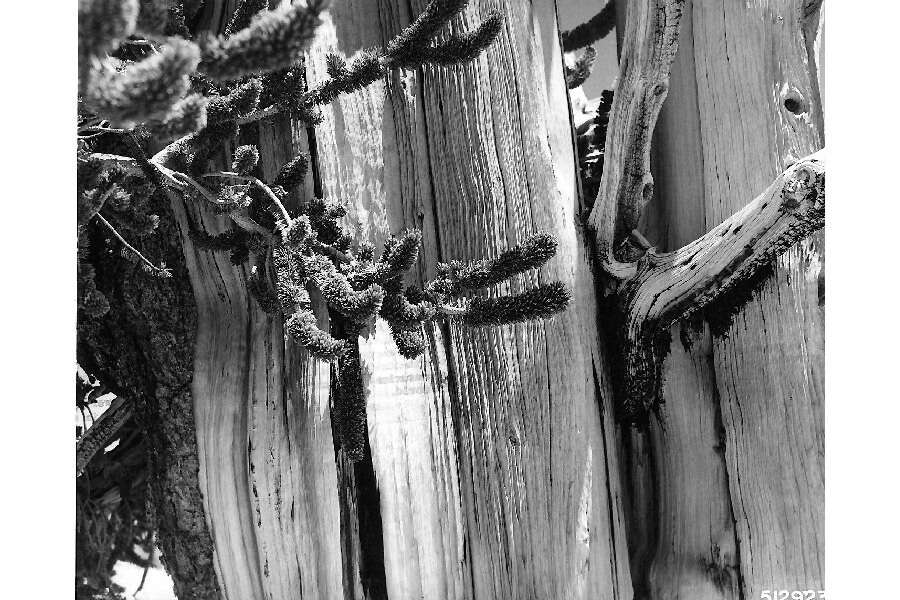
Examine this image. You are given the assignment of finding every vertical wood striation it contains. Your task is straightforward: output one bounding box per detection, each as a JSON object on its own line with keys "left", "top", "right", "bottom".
{"left": 308, "top": 0, "right": 633, "bottom": 598}
{"left": 636, "top": 0, "right": 825, "bottom": 597}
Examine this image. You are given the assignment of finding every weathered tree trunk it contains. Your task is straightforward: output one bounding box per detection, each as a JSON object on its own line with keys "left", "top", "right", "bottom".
{"left": 79, "top": 1, "right": 825, "bottom": 599}
{"left": 617, "top": 1, "right": 825, "bottom": 598}
{"left": 155, "top": 1, "right": 632, "bottom": 599}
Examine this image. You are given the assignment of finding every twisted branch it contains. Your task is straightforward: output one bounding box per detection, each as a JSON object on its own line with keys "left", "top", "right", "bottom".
{"left": 617, "top": 152, "right": 825, "bottom": 419}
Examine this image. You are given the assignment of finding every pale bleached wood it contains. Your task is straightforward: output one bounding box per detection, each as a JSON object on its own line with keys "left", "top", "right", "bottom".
{"left": 643, "top": 324, "right": 741, "bottom": 599}
{"left": 309, "top": 0, "right": 633, "bottom": 598}
{"left": 619, "top": 153, "right": 824, "bottom": 413}
{"left": 622, "top": 3, "right": 742, "bottom": 593}
{"left": 169, "top": 193, "right": 265, "bottom": 600}
{"left": 695, "top": 1, "right": 824, "bottom": 595}
{"left": 587, "top": 0, "right": 685, "bottom": 278}
{"left": 169, "top": 167, "right": 344, "bottom": 600}
{"left": 164, "top": 47, "right": 344, "bottom": 600}
{"left": 643, "top": 1, "right": 825, "bottom": 598}
{"left": 417, "top": 1, "right": 631, "bottom": 597}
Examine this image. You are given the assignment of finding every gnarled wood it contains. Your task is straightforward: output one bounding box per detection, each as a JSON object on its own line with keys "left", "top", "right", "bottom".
{"left": 587, "top": 0, "right": 685, "bottom": 278}
{"left": 619, "top": 1, "right": 826, "bottom": 597}
{"left": 619, "top": 153, "right": 824, "bottom": 414}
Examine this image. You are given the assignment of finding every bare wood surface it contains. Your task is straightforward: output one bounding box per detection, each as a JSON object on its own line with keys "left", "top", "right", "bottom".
{"left": 625, "top": 153, "right": 823, "bottom": 329}
{"left": 628, "top": 1, "right": 826, "bottom": 597}
{"left": 164, "top": 5, "right": 345, "bottom": 595}
{"left": 587, "top": 0, "right": 685, "bottom": 278}
{"left": 620, "top": 153, "right": 824, "bottom": 412}
{"left": 310, "top": 0, "right": 632, "bottom": 598}
{"left": 692, "top": 2, "right": 824, "bottom": 595}
{"left": 620, "top": 4, "right": 742, "bottom": 594}
{"left": 646, "top": 324, "right": 741, "bottom": 598}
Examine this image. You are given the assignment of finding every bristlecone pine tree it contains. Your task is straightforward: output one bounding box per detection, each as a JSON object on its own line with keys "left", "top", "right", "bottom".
{"left": 76, "top": 1, "right": 825, "bottom": 599}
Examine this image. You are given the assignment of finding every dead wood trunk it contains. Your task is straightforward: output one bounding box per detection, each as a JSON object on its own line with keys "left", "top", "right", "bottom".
{"left": 617, "top": 1, "right": 825, "bottom": 598}
{"left": 154, "top": 1, "right": 633, "bottom": 599}
{"left": 78, "top": 1, "right": 826, "bottom": 599}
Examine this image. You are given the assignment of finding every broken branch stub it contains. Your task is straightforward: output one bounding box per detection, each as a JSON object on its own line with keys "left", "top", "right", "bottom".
{"left": 617, "top": 151, "right": 825, "bottom": 419}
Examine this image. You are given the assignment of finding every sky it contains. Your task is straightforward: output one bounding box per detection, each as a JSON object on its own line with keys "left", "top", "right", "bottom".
{"left": 557, "top": 0, "right": 619, "bottom": 99}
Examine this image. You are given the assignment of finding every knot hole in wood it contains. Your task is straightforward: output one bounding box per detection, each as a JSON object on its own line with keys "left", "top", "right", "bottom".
{"left": 780, "top": 83, "right": 808, "bottom": 115}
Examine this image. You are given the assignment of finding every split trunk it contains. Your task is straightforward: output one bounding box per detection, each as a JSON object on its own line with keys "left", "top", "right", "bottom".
{"left": 78, "top": 1, "right": 825, "bottom": 599}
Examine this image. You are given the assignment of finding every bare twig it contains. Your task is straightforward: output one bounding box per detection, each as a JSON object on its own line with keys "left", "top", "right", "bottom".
{"left": 202, "top": 172, "right": 293, "bottom": 224}
{"left": 86, "top": 153, "right": 186, "bottom": 190}
{"left": 96, "top": 214, "right": 172, "bottom": 277}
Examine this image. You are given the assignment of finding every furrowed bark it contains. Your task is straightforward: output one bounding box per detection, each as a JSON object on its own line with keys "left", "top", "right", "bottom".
{"left": 76, "top": 396, "right": 134, "bottom": 478}
{"left": 619, "top": 153, "right": 824, "bottom": 415}
{"left": 587, "top": 0, "right": 685, "bottom": 278}
{"left": 77, "top": 186, "right": 219, "bottom": 600}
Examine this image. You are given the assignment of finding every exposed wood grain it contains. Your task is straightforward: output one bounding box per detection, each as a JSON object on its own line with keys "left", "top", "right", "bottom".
{"left": 646, "top": 324, "right": 741, "bottom": 599}
{"left": 694, "top": 1, "right": 824, "bottom": 595}
{"left": 163, "top": 37, "right": 344, "bottom": 600}
{"left": 637, "top": 1, "right": 826, "bottom": 597}
{"left": 587, "top": 0, "right": 685, "bottom": 278}
{"left": 169, "top": 153, "right": 344, "bottom": 600}
{"left": 309, "top": 0, "right": 633, "bottom": 598}
{"left": 620, "top": 153, "right": 824, "bottom": 413}
{"left": 620, "top": 2, "right": 742, "bottom": 594}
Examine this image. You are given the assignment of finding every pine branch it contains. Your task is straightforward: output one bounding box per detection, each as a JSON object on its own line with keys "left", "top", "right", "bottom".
{"left": 561, "top": 0, "right": 616, "bottom": 53}
{"left": 147, "top": 93, "right": 208, "bottom": 141}
{"left": 273, "top": 153, "right": 310, "bottom": 189}
{"left": 565, "top": 46, "right": 597, "bottom": 89}
{"left": 384, "top": 0, "right": 468, "bottom": 60}
{"left": 380, "top": 289, "right": 436, "bottom": 326}
{"left": 301, "top": 49, "right": 386, "bottom": 108}
{"left": 302, "top": 254, "right": 384, "bottom": 322}
{"left": 87, "top": 38, "right": 201, "bottom": 126}
{"left": 198, "top": 2, "right": 326, "bottom": 81}
{"left": 373, "top": 230, "right": 422, "bottom": 283}
{"left": 284, "top": 309, "right": 348, "bottom": 359}
{"left": 462, "top": 282, "right": 571, "bottom": 326}
{"left": 389, "top": 324, "right": 427, "bottom": 359}
{"left": 239, "top": 0, "right": 502, "bottom": 123}
{"left": 231, "top": 145, "right": 259, "bottom": 175}
{"left": 206, "top": 78, "right": 262, "bottom": 123}
{"left": 224, "top": 0, "right": 269, "bottom": 37}
{"left": 393, "top": 10, "right": 503, "bottom": 68}
{"left": 435, "top": 232, "right": 558, "bottom": 294}
{"left": 79, "top": 0, "right": 139, "bottom": 94}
